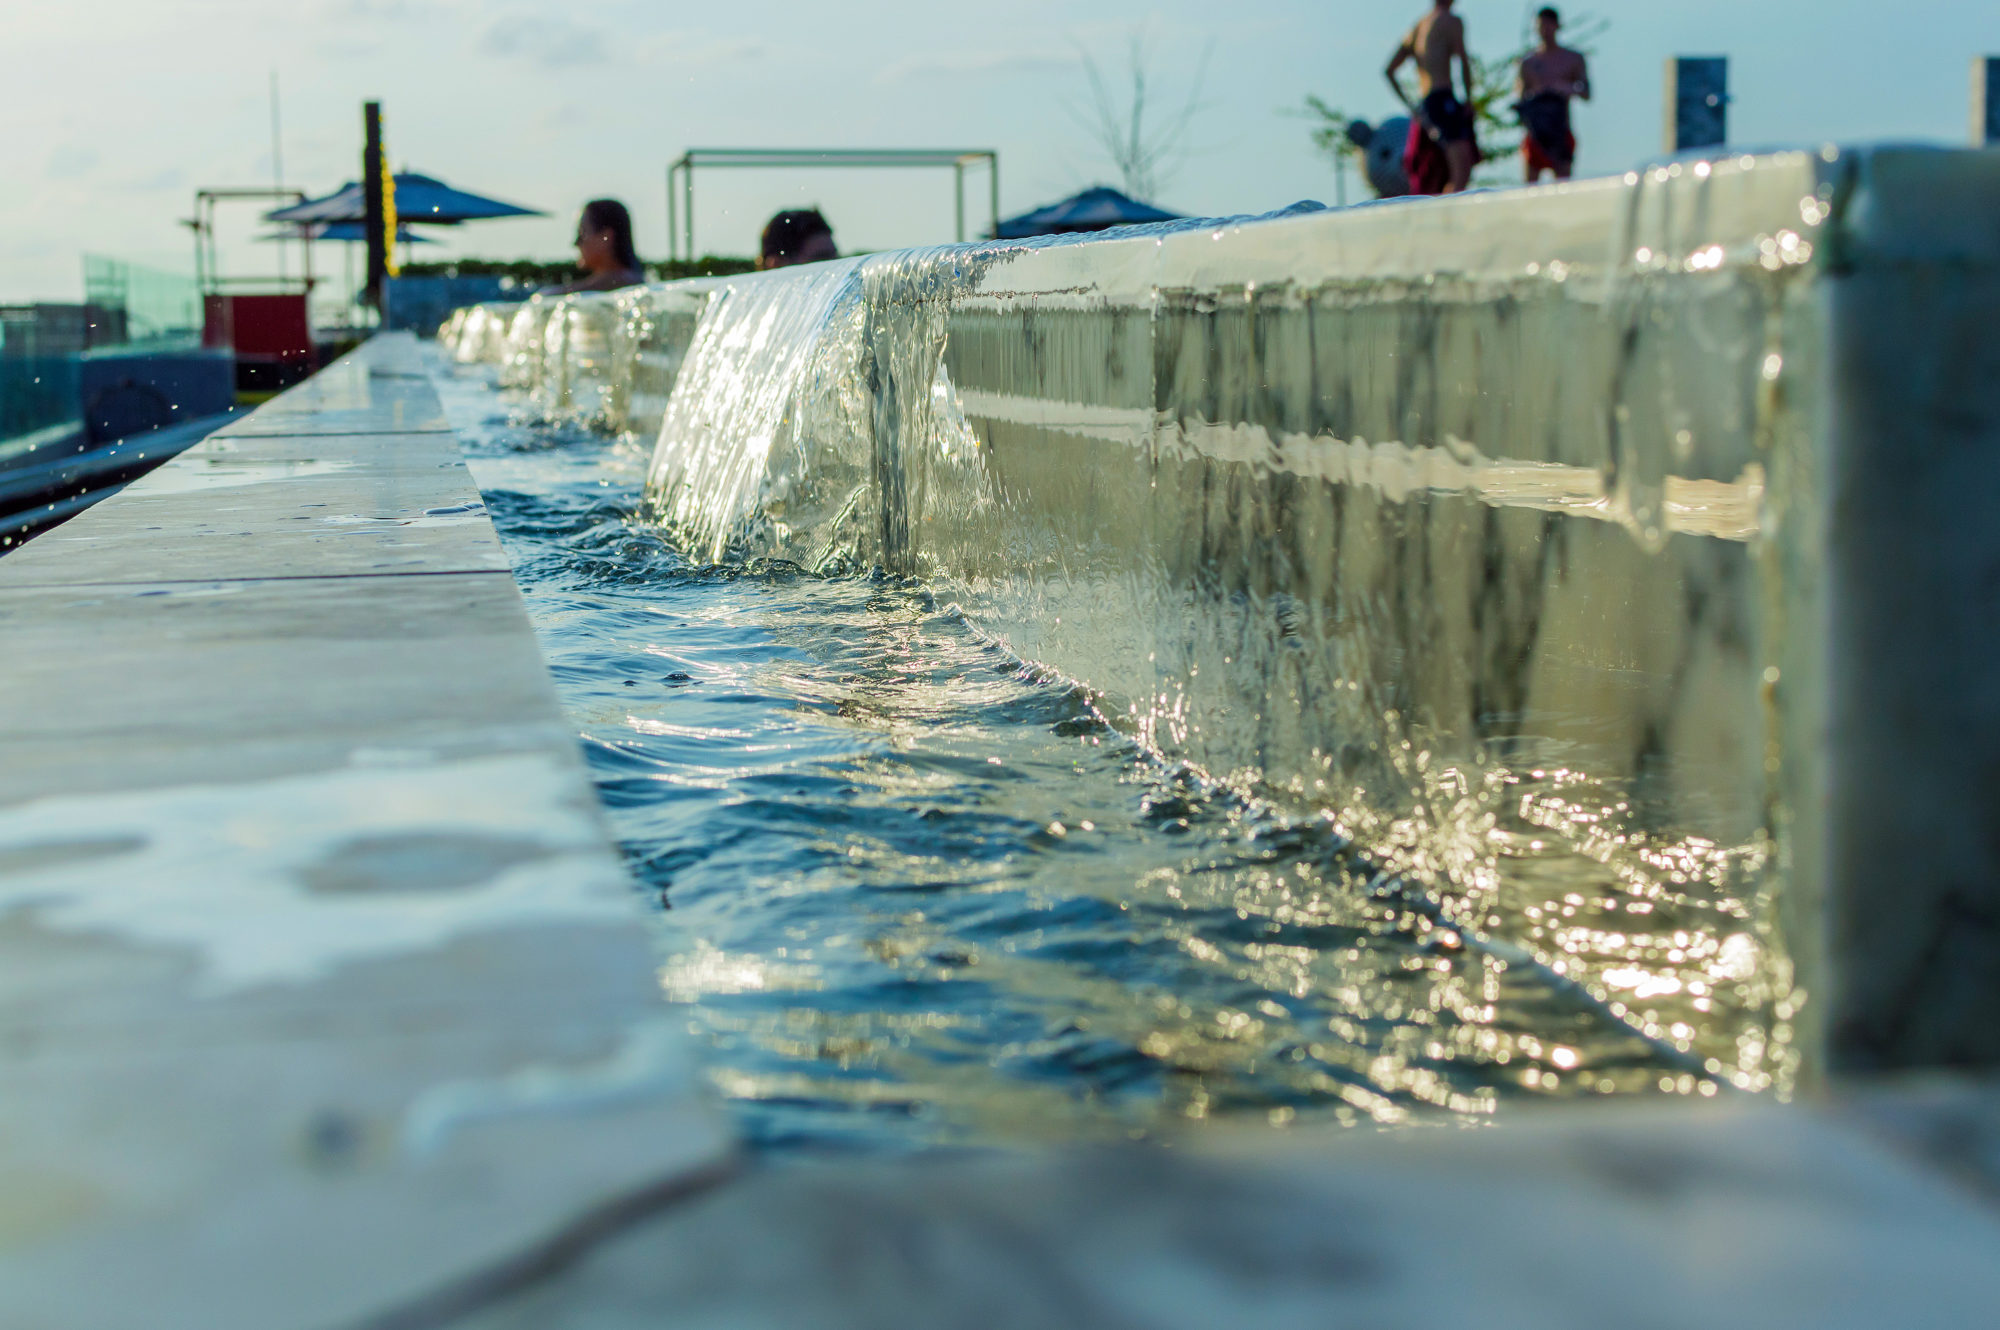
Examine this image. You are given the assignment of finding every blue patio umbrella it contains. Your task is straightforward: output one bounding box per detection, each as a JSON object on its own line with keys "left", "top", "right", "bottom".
{"left": 265, "top": 173, "right": 543, "bottom": 225}
{"left": 258, "top": 222, "right": 437, "bottom": 244}
{"left": 258, "top": 220, "right": 444, "bottom": 319}
{"left": 994, "top": 186, "right": 1181, "bottom": 239}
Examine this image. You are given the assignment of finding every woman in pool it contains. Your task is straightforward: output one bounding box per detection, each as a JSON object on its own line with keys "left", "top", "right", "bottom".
{"left": 757, "top": 208, "right": 838, "bottom": 269}
{"left": 555, "top": 198, "right": 645, "bottom": 293}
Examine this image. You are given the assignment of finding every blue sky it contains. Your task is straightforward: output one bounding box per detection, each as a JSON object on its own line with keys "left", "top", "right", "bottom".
{"left": 3, "top": 0, "right": 1995, "bottom": 301}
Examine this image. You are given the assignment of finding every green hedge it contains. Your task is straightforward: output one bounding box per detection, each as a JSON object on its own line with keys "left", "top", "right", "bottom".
{"left": 398, "top": 256, "right": 758, "bottom": 288}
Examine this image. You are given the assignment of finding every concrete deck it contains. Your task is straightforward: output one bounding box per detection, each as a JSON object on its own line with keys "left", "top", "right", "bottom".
{"left": 0, "top": 335, "right": 729, "bottom": 1330}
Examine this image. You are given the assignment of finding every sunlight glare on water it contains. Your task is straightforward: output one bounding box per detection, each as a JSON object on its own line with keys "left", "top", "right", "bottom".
{"left": 434, "top": 363, "right": 1713, "bottom": 1154}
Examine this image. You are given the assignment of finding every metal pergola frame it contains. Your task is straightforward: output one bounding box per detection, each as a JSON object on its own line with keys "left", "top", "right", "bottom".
{"left": 664, "top": 148, "right": 999, "bottom": 263}
{"left": 185, "top": 188, "right": 315, "bottom": 296}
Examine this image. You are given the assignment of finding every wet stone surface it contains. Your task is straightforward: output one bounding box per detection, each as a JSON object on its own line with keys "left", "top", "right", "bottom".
{"left": 0, "top": 336, "right": 727, "bottom": 1330}
{"left": 457, "top": 1100, "right": 2000, "bottom": 1330}
{"left": 300, "top": 832, "right": 562, "bottom": 895}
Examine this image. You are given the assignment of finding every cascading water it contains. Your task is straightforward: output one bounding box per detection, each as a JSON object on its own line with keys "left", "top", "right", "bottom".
{"left": 436, "top": 160, "right": 1834, "bottom": 1143}
{"left": 643, "top": 258, "right": 874, "bottom": 567}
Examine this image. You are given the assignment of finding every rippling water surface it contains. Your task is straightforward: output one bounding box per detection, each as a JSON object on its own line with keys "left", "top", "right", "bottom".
{"left": 435, "top": 364, "right": 1703, "bottom": 1155}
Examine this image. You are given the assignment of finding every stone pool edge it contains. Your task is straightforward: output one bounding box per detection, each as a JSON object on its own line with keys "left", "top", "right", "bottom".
{"left": 0, "top": 333, "right": 734, "bottom": 1330}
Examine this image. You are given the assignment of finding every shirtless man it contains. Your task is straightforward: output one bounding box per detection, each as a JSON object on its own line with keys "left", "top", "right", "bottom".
{"left": 1516, "top": 7, "right": 1590, "bottom": 182}
{"left": 1386, "top": 0, "right": 1476, "bottom": 194}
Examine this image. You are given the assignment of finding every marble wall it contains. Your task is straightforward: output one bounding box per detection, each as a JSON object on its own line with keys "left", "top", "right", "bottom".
{"left": 442, "top": 147, "right": 2000, "bottom": 1081}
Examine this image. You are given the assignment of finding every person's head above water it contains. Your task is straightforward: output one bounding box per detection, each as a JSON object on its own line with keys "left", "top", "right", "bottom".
{"left": 758, "top": 209, "right": 838, "bottom": 270}
{"left": 574, "top": 198, "right": 642, "bottom": 284}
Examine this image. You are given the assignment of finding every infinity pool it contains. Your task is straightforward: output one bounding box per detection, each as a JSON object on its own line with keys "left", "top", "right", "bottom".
{"left": 433, "top": 357, "right": 1708, "bottom": 1154}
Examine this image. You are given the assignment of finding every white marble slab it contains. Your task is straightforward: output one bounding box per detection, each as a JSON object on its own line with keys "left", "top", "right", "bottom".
{"left": 0, "top": 334, "right": 731, "bottom": 1330}
{"left": 455, "top": 1098, "right": 2000, "bottom": 1330}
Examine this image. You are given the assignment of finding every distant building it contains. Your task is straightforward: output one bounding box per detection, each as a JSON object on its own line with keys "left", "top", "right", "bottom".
{"left": 0, "top": 304, "right": 128, "bottom": 357}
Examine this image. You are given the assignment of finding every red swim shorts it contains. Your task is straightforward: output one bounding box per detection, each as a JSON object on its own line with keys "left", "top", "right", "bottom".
{"left": 1525, "top": 130, "right": 1576, "bottom": 176}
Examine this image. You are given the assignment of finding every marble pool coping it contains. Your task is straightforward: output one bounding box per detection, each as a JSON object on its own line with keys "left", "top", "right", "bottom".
{"left": 0, "top": 334, "right": 733, "bottom": 1330}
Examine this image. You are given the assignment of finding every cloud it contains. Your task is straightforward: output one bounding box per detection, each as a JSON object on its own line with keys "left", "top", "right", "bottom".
{"left": 875, "top": 49, "right": 1072, "bottom": 84}
{"left": 630, "top": 31, "right": 766, "bottom": 68}
{"left": 523, "top": 102, "right": 588, "bottom": 143}
{"left": 317, "top": 0, "right": 431, "bottom": 18}
{"left": 46, "top": 146, "right": 100, "bottom": 180}
{"left": 124, "top": 167, "right": 186, "bottom": 192}
{"left": 319, "top": 37, "right": 388, "bottom": 60}
{"left": 480, "top": 15, "right": 606, "bottom": 67}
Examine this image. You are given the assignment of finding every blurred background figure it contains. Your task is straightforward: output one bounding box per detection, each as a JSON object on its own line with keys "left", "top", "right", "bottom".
{"left": 758, "top": 209, "right": 839, "bottom": 270}
{"left": 556, "top": 198, "right": 645, "bottom": 293}
{"left": 1386, "top": 0, "right": 1476, "bottom": 194}
{"left": 1517, "top": 7, "right": 1590, "bottom": 182}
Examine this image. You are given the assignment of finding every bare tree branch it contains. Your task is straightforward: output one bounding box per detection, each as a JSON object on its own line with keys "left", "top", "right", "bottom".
{"left": 1072, "top": 34, "right": 1210, "bottom": 203}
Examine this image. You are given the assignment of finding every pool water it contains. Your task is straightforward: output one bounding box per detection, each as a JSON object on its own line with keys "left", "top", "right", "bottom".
{"left": 434, "top": 362, "right": 1700, "bottom": 1155}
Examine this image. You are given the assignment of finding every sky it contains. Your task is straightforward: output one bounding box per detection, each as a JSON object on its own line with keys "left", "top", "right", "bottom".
{"left": 2, "top": 0, "right": 1996, "bottom": 303}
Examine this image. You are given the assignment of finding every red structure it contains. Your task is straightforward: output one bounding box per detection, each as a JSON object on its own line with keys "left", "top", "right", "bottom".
{"left": 201, "top": 294, "right": 316, "bottom": 391}
{"left": 187, "top": 186, "right": 317, "bottom": 394}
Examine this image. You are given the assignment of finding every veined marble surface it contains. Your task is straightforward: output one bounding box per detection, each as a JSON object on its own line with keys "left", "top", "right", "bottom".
{"left": 0, "top": 336, "right": 731, "bottom": 1330}
{"left": 457, "top": 1091, "right": 2000, "bottom": 1330}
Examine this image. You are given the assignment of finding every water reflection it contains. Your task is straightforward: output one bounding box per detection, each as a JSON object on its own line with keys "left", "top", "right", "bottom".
{"left": 436, "top": 363, "right": 1754, "bottom": 1153}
